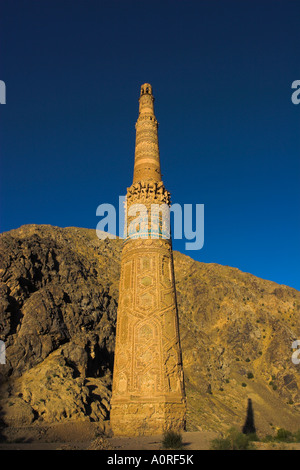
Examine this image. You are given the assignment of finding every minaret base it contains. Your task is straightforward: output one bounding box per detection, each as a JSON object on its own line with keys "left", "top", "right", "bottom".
{"left": 110, "top": 399, "right": 186, "bottom": 436}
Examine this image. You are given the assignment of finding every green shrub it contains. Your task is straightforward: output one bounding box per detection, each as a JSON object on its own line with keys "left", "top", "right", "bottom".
{"left": 210, "top": 437, "right": 232, "bottom": 450}
{"left": 162, "top": 430, "right": 183, "bottom": 449}
{"left": 276, "top": 428, "right": 293, "bottom": 442}
{"left": 247, "top": 372, "right": 254, "bottom": 379}
{"left": 293, "top": 429, "right": 300, "bottom": 442}
{"left": 210, "top": 427, "right": 255, "bottom": 450}
{"left": 263, "top": 434, "right": 274, "bottom": 442}
{"left": 247, "top": 433, "right": 259, "bottom": 442}
{"left": 262, "top": 428, "right": 300, "bottom": 444}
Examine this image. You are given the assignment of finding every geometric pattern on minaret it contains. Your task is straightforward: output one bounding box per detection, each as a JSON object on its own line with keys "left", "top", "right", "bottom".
{"left": 110, "top": 83, "right": 186, "bottom": 436}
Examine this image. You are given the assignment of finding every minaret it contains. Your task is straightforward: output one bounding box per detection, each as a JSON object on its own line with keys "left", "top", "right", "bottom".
{"left": 133, "top": 82, "right": 162, "bottom": 183}
{"left": 110, "top": 83, "right": 186, "bottom": 436}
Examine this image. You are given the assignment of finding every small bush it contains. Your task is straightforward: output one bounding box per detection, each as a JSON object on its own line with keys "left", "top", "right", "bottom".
{"left": 162, "top": 430, "right": 183, "bottom": 449}
{"left": 293, "top": 429, "right": 300, "bottom": 442}
{"left": 210, "top": 437, "right": 232, "bottom": 450}
{"left": 262, "top": 428, "right": 300, "bottom": 444}
{"left": 263, "top": 434, "right": 274, "bottom": 442}
{"left": 247, "top": 372, "right": 254, "bottom": 379}
{"left": 210, "top": 427, "right": 255, "bottom": 450}
{"left": 276, "top": 428, "right": 293, "bottom": 442}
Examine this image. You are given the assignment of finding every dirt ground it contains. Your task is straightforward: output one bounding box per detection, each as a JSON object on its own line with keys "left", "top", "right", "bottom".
{"left": 0, "top": 422, "right": 216, "bottom": 450}
{"left": 0, "top": 422, "right": 299, "bottom": 450}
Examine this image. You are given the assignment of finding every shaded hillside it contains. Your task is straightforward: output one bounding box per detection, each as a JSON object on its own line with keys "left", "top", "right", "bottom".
{"left": 0, "top": 225, "right": 299, "bottom": 435}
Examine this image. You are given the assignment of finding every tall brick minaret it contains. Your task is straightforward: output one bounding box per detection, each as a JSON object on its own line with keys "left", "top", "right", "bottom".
{"left": 110, "top": 83, "right": 186, "bottom": 436}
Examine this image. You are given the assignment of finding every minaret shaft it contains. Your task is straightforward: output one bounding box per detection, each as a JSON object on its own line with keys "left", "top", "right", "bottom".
{"left": 110, "top": 84, "right": 186, "bottom": 436}
{"left": 133, "top": 83, "right": 161, "bottom": 183}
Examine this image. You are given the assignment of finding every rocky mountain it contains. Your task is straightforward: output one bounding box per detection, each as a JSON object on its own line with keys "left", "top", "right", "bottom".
{"left": 0, "top": 225, "right": 299, "bottom": 435}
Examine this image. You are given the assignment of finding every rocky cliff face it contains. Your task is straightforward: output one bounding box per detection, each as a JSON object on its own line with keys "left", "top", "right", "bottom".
{"left": 0, "top": 225, "right": 299, "bottom": 434}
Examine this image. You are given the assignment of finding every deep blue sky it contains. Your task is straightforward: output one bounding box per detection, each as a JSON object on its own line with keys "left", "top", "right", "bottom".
{"left": 0, "top": 1, "right": 299, "bottom": 289}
